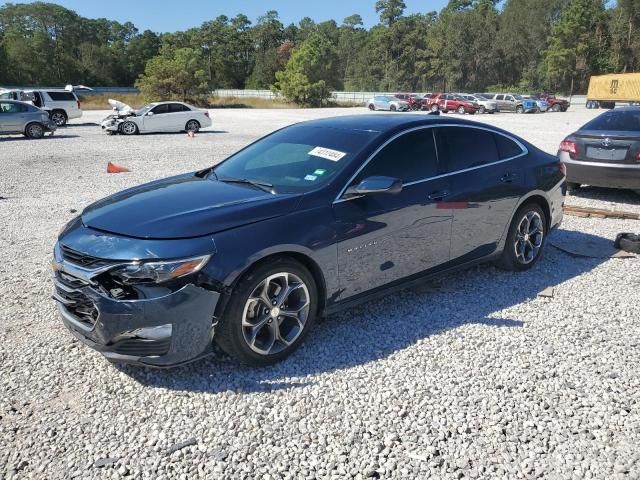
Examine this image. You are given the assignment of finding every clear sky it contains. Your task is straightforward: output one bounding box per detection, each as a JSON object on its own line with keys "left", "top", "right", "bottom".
{"left": 6, "top": 0, "right": 449, "bottom": 32}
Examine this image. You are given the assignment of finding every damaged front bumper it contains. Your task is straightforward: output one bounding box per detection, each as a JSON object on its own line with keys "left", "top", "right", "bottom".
{"left": 52, "top": 243, "right": 221, "bottom": 367}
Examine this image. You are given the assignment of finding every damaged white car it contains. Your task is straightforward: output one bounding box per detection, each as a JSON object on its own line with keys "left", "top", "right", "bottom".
{"left": 101, "top": 100, "right": 212, "bottom": 135}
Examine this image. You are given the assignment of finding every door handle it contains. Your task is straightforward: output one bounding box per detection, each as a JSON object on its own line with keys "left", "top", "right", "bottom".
{"left": 428, "top": 190, "right": 450, "bottom": 201}
{"left": 500, "top": 173, "right": 519, "bottom": 183}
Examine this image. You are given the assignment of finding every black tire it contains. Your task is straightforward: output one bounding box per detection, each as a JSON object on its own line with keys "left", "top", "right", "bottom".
{"left": 614, "top": 233, "right": 640, "bottom": 254}
{"left": 50, "top": 110, "right": 67, "bottom": 127}
{"left": 479, "top": 106, "right": 486, "bottom": 114}
{"left": 552, "top": 103, "right": 561, "bottom": 112}
{"left": 185, "top": 119, "right": 200, "bottom": 132}
{"left": 566, "top": 182, "right": 581, "bottom": 192}
{"left": 430, "top": 104, "right": 439, "bottom": 112}
{"left": 516, "top": 105, "right": 524, "bottom": 114}
{"left": 390, "top": 104, "right": 397, "bottom": 112}
{"left": 24, "top": 122, "right": 45, "bottom": 139}
{"left": 457, "top": 105, "right": 466, "bottom": 114}
{"left": 216, "top": 257, "right": 318, "bottom": 366}
{"left": 494, "top": 203, "right": 547, "bottom": 272}
{"left": 119, "top": 121, "right": 138, "bottom": 135}
{"left": 368, "top": 104, "right": 375, "bottom": 111}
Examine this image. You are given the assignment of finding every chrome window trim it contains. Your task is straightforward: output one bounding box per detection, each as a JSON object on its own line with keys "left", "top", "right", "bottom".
{"left": 334, "top": 123, "right": 529, "bottom": 204}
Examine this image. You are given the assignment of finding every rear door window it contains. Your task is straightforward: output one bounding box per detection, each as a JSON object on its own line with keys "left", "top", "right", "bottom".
{"left": 169, "top": 103, "right": 188, "bottom": 113}
{"left": 436, "top": 127, "right": 500, "bottom": 173}
{"left": 355, "top": 129, "right": 438, "bottom": 183}
{"left": 47, "top": 91, "right": 76, "bottom": 101}
{"left": 495, "top": 94, "right": 504, "bottom": 101}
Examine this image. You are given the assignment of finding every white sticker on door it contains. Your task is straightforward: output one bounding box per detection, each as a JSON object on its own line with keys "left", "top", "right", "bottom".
{"left": 308, "top": 146, "right": 347, "bottom": 162}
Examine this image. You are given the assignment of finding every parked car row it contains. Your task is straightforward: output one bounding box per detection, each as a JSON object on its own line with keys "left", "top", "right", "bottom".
{"left": 367, "top": 92, "right": 570, "bottom": 115}
{"left": 0, "top": 87, "right": 82, "bottom": 126}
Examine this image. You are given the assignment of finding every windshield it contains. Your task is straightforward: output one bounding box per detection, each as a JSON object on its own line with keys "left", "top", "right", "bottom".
{"left": 474, "top": 95, "right": 487, "bottom": 100}
{"left": 513, "top": 95, "right": 523, "bottom": 100}
{"left": 136, "top": 103, "right": 157, "bottom": 115}
{"left": 581, "top": 110, "right": 640, "bottom": 132}
{"left": 213, "top": 125, "right": 379, "bottom": 193}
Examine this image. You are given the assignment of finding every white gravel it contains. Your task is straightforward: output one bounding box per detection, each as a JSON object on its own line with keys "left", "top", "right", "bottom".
{"left": 1, "top": 108, "right": 639, "bottom": 480}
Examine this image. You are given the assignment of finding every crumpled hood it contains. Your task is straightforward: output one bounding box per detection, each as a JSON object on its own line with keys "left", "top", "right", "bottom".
{"left": 108, "top": 99, "right": 135, "bottom": 115}
{"left": 82, "top": 174, "right": 301, "bottom": 239}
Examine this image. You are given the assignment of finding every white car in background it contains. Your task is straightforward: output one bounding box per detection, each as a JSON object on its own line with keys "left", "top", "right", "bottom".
{"left": 101, "top": 100, "right": 212, "bottom": 135}
{"left": 367, "top": 95, "right": 410, "bottom": 112}
{"left": 0, "top": 87, "right": 82, "bottom": 126}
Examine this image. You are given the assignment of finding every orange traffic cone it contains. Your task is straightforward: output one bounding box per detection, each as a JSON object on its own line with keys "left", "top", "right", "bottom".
{"left": 107, "top": 162, "right": 131, "bottom": 173}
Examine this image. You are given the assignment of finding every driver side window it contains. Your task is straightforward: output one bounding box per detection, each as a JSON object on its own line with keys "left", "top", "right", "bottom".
{"left": 151, "top": 104, "right": 169, "bottom": 115}
{"left": 353, "top": 129, "right": 438, "bottom": 185}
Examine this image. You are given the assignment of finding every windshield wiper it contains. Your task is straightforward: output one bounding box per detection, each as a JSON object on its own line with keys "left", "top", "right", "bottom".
{"left": 217, "top": 176, "right": 275, "bottom": 194}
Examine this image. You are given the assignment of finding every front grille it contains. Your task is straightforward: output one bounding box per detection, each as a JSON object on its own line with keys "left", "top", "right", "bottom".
{"left": 111, "top": 338, "right": 171, "bottom": 357}
{"left": 54, "top": 270, "right": 99, "bottom": 328}
{"left": 60, "top": 245, "right": 113, "bottom": 269}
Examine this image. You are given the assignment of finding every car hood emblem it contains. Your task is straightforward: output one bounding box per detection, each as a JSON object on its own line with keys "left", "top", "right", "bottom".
{"left": 602, "top": 138, "right": 612, "bottom": 147}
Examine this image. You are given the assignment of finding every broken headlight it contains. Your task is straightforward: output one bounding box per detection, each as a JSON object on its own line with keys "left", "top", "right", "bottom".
{"left": 109, "top": 255, "right": 211, "bottom": 285}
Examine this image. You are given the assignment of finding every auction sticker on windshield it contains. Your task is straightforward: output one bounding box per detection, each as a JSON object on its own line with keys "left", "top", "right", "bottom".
{"left": 308, "top": 147, "right": 347, "bottom": 162}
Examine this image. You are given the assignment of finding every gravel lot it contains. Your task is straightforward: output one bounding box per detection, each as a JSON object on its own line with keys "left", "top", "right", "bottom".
{"left": 1, "top": 107, "right": 639, "bottom": 480}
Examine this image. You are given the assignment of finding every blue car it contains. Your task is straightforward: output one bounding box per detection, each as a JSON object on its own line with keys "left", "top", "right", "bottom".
{"left": 53, "top": 115, "right": 565, "bottom": 367}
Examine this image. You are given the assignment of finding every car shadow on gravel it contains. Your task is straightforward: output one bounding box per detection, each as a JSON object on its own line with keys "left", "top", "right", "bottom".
{"left": 119, "top": 229, "right": 611, "bottom": 394}
{"left": 568, "top": 186, "right": 640, "bottom": 206}
{"left": 0, "top": 135, "right": 80, "bottom": 142}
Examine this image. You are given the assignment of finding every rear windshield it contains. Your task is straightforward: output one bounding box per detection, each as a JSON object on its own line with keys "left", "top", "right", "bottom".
{"left": 47, "top": 91, "right": 76, "bottom": 101}
{"left": 214, "top": 126, "right": 379, "bottom": 193}
{"left": 582, "top": 110, "right": 640, "bottom": 132}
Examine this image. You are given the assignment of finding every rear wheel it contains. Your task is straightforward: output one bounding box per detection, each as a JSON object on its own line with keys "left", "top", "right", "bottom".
{"left": 479, "top": 106, "right": 486, "bottom": 114}
{"left": 552, "top": 103, "right": 561, "bottom": 112}
{"left": 368, "top": 104, "right": 375, "bottom": 111}
{"left": 120, "top": 121, "right": 138, "bottom": 135}
{"left": 495, "top": 203, "right": 546, "bottom": 271}
{"left": 50, "top": 110, "right": 67, "bottom": 127}
{"left": 216, "top": 258, "right": 318, "bottom": 366}
{"left": 430, "top": 104, "right": 439, "bottom": 113}
{"left": 390, "top": 104, "right": 397, "bottom": 112}
{"left": 24, "top": 122, "right": 45, "bottom": 139}
{"left": 185, "top": 119, "right": 200, "bottom": 132}
{"left": 516, "top": 106, "right": 524, "bottom": 114}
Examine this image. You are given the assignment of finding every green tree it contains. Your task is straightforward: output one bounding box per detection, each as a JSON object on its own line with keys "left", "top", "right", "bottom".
{"left": 246, "top": 10, "right": 284, "bottom": 88}
{"left": 375, "top": 0, "right": 407, "bottom": 26}
{"left": 273, "top": 33, "right": 340, "bottom": 106}
{"left": 135, "top": 46, "right": 209, "bottom": 103}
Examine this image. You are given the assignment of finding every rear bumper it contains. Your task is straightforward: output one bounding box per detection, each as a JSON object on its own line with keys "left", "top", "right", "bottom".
{"left": 562, "top": 156, "right": 640, "bottom": 189}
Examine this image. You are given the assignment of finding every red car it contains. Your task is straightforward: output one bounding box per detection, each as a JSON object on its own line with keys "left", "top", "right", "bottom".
{"left": 426, "top": 93, "right": 478, "bottom": 114}
{"left": 538, "top": 94, "right": 570, "bottom": 112}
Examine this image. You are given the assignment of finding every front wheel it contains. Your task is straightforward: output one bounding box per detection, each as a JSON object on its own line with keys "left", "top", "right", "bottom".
{"left": 430, "top": 104, "right": 439, "bottom": 113}
{"left": 516, "top": 106, "right": 524, "bottom": 114}
{"left": 494, "top": 204, "right": 546, "bottom": 271}
{"left": 368, "top": 104, "right": 375, "bottom": 111}
{"left": 216, "top": 258, "right": 318, "bottom": 366}
{"left": 457, "top": 105, "right": 466, "bottom": 114}
{"left": 390, "top": 104, "right": 397, "bottom": 112}
{"left": 120, "top": 121, "right": 138, "bottom": 135}
{"left": 479, "top": 106, "right": 486, "bottom": 114}
{"left": 552, "top": 104, "right": 561, "bottom": 112}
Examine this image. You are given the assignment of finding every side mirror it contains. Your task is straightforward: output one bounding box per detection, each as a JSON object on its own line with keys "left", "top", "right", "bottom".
{"left": 345, "top": 176, "right": 403, "bottom": 197}
{"left": 146, "top": 111, "right": 154, "bottom": 116}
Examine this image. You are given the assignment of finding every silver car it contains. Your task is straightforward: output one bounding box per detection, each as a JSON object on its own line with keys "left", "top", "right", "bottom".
{"left": 367, "top": 95, "right": 410, "bottom": 112}
{"left": 0, "top": 100, "right": 56, "bottom": 138}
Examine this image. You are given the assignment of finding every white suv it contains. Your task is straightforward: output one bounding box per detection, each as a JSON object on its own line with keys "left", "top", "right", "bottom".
{"left": 0, "top": 88, "right": 82, "bottom": 126}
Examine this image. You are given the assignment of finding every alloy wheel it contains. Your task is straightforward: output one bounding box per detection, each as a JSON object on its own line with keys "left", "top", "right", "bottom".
{"left": 27, "top": 123, "right": 44, "bottom": 139}
{"left": 186, "top": 120, "right": 200, "bottom": 132}
{"left": 514, "top": 211, "right": 544, "bottom": 265}
{"left": 241, "top": 272, "right": 310, "bottom": 356}
{"left": 51, "top": 112, "right": 66, "bottom": 126}
{"left": 120, "top": 122, "right": 137, "bottom": 135}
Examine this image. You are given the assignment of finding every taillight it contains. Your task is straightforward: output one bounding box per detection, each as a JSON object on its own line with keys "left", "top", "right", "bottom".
{"left": 77, "top": 100, "right": 81, "bottom": 109}
{"left": 559, "top": 140, "right": 577, "bottom": 155}
{"left": 636, "top": 152, "right": 640, "bottom": 162}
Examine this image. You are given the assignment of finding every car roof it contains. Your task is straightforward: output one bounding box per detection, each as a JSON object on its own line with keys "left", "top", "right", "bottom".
{"left": 295, "top": 114, "right": 488, "bottom": 134}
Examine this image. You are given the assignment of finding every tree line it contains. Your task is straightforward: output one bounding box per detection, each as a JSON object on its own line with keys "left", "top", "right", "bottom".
{"left": 0, "top": 0, "right": 639, "bottom": 105}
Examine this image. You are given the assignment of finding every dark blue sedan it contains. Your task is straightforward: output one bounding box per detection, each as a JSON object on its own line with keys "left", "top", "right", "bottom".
{"left": 53, "top": 115, "right": 566, "bottom": 367}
